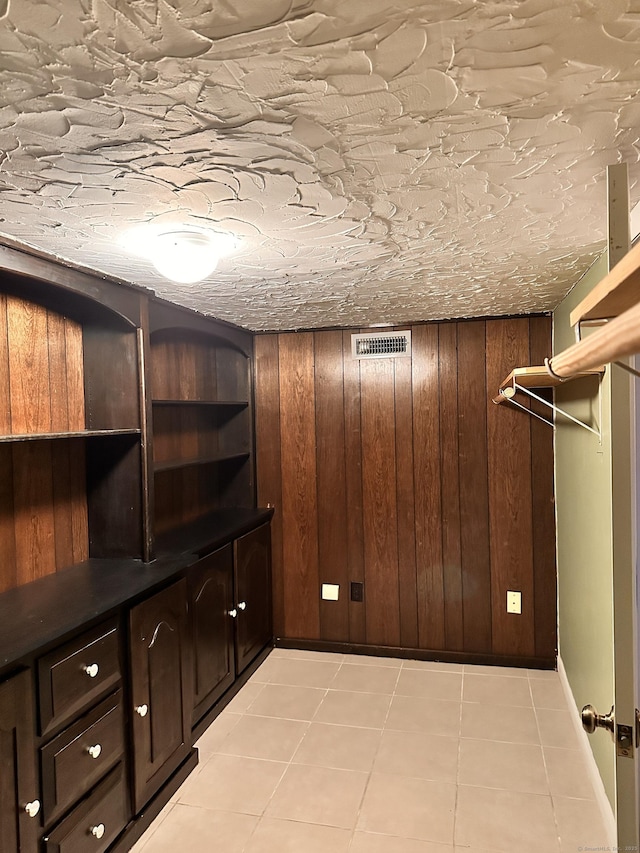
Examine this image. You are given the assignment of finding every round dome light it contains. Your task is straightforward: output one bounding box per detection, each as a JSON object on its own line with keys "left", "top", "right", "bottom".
{"left": 152, "top": 230, "right": 221, "bottom": 284}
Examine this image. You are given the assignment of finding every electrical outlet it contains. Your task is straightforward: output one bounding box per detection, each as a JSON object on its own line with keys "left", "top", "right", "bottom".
{"left": 507, "top": 590, "right": 522, "bottom": 614}
{"left": 322, "top": 583, "right": 339, "bottom": 601}
{"left": 350, "top": 581, "right": 364, "bottom": 602}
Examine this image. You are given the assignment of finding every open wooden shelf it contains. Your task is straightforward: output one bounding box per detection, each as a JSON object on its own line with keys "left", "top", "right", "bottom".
{"left": 0, "top": 428, "right": 141, "bottom": 443}
{"left": 495, "top": 365, "right": 604, "bottom": 404}
{"left": 154, "top": 451, "right": 250, "bottom": 473}
{"left": 570, "top": 240, "right": 640, "bottom": 326}
{"left": 152, "top": 400, "right": 248, "bottom": 408}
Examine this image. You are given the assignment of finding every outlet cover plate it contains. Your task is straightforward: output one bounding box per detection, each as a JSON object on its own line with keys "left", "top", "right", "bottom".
{"left": 507, "top": 590, "right": 522, "bottom": 614}
{"left": 322, "top": 583, "right": 339, "bottom": 601}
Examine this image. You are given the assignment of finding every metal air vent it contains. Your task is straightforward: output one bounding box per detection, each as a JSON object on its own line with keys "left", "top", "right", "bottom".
{"left": 351, "top": 330, "right": 411, "bottom": 359}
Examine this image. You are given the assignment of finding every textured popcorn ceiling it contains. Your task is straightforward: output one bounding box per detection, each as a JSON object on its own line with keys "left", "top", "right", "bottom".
{"left": 1, "top": 1, "right": 640, "bottom": 331}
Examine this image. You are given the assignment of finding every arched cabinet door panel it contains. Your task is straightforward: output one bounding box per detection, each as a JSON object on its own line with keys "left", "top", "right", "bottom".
{"left": 234, "top": 524, "right": 273, "bottom": 675}
{"left": 129, "top": 579, "right": 193, "bottom": 813}
{"left": 189, "top": 544, "right": 235, "bottom": 728}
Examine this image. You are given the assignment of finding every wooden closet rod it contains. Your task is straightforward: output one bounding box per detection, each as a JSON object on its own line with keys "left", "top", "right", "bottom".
{"left": 548, "top": 299, "right": 640, "bottom": 379}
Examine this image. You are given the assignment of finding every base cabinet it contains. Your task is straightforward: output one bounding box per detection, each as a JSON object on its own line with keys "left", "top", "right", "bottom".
{"left": 0, "top": 670, "right": 39, "bottom": 853}
{"left": 129, "top": 579, "right": 193, "bottom": 813}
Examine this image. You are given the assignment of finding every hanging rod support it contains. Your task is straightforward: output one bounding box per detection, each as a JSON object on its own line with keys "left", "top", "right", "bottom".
{"left": 495, "top": 382, "right": 601, "bottom": 439}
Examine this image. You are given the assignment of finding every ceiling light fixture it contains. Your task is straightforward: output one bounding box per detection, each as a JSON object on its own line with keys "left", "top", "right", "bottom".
{"left": 122, "top": 225, "right": 237, "bottom": 284}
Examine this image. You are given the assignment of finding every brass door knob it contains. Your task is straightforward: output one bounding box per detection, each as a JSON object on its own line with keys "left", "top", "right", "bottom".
{"left": 581, "top": 704, "right": 615, "bottom": 737}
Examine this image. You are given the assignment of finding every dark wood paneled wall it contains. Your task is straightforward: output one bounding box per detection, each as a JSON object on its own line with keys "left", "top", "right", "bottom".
{"left": 254, "top": 316, "right": 556, "bottom": 665}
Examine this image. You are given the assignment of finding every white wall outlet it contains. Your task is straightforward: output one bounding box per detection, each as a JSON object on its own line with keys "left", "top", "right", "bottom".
{"left": 322, "top": 583, "right": 339, "bottom": 601}
{"left": 507, "top": 590, "right": 522, "bottom": 614}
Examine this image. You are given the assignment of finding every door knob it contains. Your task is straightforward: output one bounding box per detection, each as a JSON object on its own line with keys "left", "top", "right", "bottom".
{"left": 23, "top": 799, "right": 40, "bottom": 818}
{"left": 581, "top": 704, "right": 615, "bottom": 737}
{"left": 135, "top": 703, "right": 148, "bottom": 717}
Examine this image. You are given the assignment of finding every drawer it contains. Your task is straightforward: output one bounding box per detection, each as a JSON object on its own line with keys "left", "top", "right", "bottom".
{"left": 39, "top": 619, "right": 121, "bottom": 736}
{"left": 43, "top": 764, "right": 127, "bottom": 853}
{"left": 41, "top": 690, "right": 125, "bottom": 827}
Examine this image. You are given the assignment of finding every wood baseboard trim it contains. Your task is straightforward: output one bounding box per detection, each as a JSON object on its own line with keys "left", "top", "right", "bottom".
{"left": 275, "top": 637, "right": 556, "bottom": 670}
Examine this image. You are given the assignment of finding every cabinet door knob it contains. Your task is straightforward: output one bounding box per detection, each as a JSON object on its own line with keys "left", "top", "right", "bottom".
{"left": 229, "top": 608, "right": 237, "bottom": 618}
{"left": 24, "top": 799, "right": 40, "bottom": 818}
{"left": 237, "top": 601, "right": 247, "bottom": 611}
{"left": 87, "top": 743, "right": 102, "bottom": 759}
{"left": 135, "top": 703, "right": 149, "bottom": 717}
{"left": 90, "top": 823, "right": 105, "bottom": 840}
{"left": 83, "top": 663, "right": 99, "bottom": 678}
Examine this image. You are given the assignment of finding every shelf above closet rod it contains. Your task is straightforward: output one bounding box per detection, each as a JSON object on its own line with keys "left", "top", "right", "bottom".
{"left": 570, "top": 239, "right": 640, "bottom": 326}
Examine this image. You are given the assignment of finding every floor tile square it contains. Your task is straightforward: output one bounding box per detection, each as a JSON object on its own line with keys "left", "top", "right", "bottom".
{"left": 385, "top": 695, "right": 461, "bottom": 737}
{"left": 455, "top": 785, "right": 560, "bottom": 852}
{"left": 461, "top": 702, "right": 540, "bottom": 744}
{"left": 554, "top": 796, "right": 612, "bottom": 851}
{"left": 176, "top": 754, "right": 286, "bottom": 815}
{"left": 395, "top": 668, "right": 463, "bottom": 701}
{"left": 458, "top": 738, "right": 547, "bottom": 794}
{"left": 244, "top": 817, "right": 352, "bottom": 853}
{"left": 530, "top": 677, "right": 570, "bottom": 710}
{"left": 254, "top": 656, "right": 342, "bottom": 687}
{"left": 132, "top": 804, "right": 258, "bottom": 852}
{"left": 544, "top": 747, "right": 600, "bottom": 799}
{"left": 292, "top": 721, "right": 382, "bottom": 771}
{"left": 373, "top": 730, "right": 458, "bottom": 782}
{"left": 314, "top": 689, "right": 391, "bottom": 728}
{"left": 403, "top": 659, "right": 464, "bottom": 673}
{"left": 351, "top": 832, "right": 454, "bottom": 852}
{"left": 330, "top": 663, "right": 400, "bottom": 693}
{"left": 246, "top": 683, "right": 326, "bottom": 720}
{"left": 265, "top": 763, "right": 368, "bottom": 828}
{"left": 357, "top": 772, "right": 456, "bottom": 843}
{"left": 536, "top": 708, "right": 582, "bottom": 749}
{"left": 217, "top": 714, "right": 308, "bottom": 761}
{"left": 193, "top": 711, "right": 241, "bottom": 760}
{"left": 463, "top": 673, "right": 532, "bottom": 706}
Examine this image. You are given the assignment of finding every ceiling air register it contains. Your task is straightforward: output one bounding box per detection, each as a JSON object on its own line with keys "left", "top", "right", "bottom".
{"left": 351, "top": 331, "right": 411, "bottom": 359}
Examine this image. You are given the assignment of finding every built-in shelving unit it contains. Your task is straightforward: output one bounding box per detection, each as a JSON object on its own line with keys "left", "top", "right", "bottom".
{"left": 148, "top": 300, "right": 254, "bottom": 541}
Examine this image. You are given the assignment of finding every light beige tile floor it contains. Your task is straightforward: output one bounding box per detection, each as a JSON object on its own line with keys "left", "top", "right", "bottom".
{"left": 131, "top": 649, "right": 612, "bottom": 853}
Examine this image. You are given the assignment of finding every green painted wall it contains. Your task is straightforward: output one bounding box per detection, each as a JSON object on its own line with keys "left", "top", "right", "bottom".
{"left": 553, "top": 253, "right": 616, "bottom": 807}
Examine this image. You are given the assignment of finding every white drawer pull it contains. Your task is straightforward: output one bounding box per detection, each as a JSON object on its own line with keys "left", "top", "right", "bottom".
{"left": 24, "top": 799, "right": 40, "bottom": 818}
{"left": 229, "top": 608, "right": 237, "bottom": 618}
{"left": 135, "top": 703, "right": 148, "bottom": 717}
{"left": 90, "top": 823, "right": 105, "bottom": 840}
{"left": 87, "top": 744, "right": 102, "bottom": 759}
{"left": 237, "top": 601, "right": 247, "bottom": 611}
{"left": 83, "top": 663, "right": 99, "bottom": 678}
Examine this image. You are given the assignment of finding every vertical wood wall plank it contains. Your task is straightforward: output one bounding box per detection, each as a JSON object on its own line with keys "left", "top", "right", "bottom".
{"left": 394, "top": 348, "right": 418, "bottom": 649}
{"left": 254, "top": 334, "right": 285, "bottom": 638}
{"left": 315, "top": 331, "right": 350, "bottom": 642}
{"left": 360, "top": 357, "right": 400, "bottom": 647}
{"left": 12, "top": 442, "right": 56, "bottom": 584}
{"left": 343, "top": 330, "right": 366, "bottom": 644}
{"left": 278, "top": 333, "right": 320, "bottom": 639}
{"left": 457, "top": 320, "right": 492, "bottom": 653}
{"left": 412, "top": 324, "right": 445, "bottom": 650}
{"left": 7, "top": 297, "right": 51, "bottom": 434}
{"left": 529, "top": 316, "right": 557, "bottom": 660}
{"left": 47, "top": 312, "right": 70, "bottom": 433}
{"left": 0, "top": 295, "right": 12, "bottom": 434}
{"left": 0, "top": 445, "right": 16, "bottom": 592}
{"left": 64, "top": 318, "right": 85, "bottom": 431}
{"left": 69, "top": 440, "right": 89, "bottom": 563}
{"left": 52, "top": 441, "right": 75, "bottom": 569}
{"left": 486, "top": 318, "right": 535, "bottom": 657}
{"left": 439, "top": 323, "right": 463, "bottom": 650}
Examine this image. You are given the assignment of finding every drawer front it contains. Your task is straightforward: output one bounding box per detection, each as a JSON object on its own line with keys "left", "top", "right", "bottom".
{"left": 39, "top": 620, "right": 121, "bottom": 735}
{"left": 41, "top": 690, "right": 125, "bottom": 827}
{"left": 43, "top": 765, "right": 127, "bottom": 853}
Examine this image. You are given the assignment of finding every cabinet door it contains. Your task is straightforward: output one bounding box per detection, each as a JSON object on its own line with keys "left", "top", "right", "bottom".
{"left": 234, "top": 524, "right": 273, "bottom": 674}
{"left": 0, "top": 670, "right": 40, "bottom": 853}
{"left": 189, "top": 545, "right": 235, "bottom": 727}
{"left": 129, "top": 579, "right": 192, "bottom": 812}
